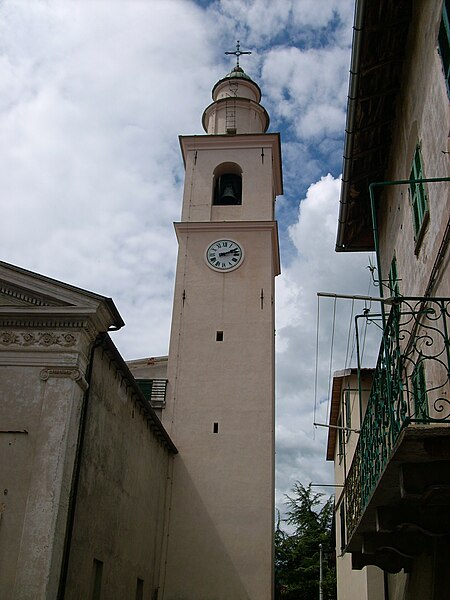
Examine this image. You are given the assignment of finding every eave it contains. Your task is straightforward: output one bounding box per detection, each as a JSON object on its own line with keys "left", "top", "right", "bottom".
{"left": 336, "top": 0, "right": 412, "bottom": 252}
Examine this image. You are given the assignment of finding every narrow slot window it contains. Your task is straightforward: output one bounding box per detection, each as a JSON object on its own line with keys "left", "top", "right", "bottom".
{"left": 91, "top": 559, "right": 103, "bottom": 600}
{"left": 344, "top": 389, "right": 351, "bottom": 440}
{"left": 216, "top": 331, "right": 223, "bottom": 341}
{"left": 213, "top": 422, "right": 219, "bottom": 433}
{"left": 136, "top": 578, "right": 144, "bottom": 600}
{"left": 337, "top": 414, "right": 344, "bottom": 464}
{"left": 340, "top": 502, "right": 346, "bottom": 552}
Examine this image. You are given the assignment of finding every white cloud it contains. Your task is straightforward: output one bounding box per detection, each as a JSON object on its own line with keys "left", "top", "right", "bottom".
{"left": 275, "top": 175, "right": 379, "bottom": 506}
{"left": 1, "top": 0, "right": 368, "bottom": 516}
{"left": 262, "top": 45, "right": 350, "bottom": 139}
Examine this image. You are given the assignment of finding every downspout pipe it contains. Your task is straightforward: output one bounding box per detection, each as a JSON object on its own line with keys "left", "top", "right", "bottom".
{"left": 337, "top": 0, "right": 366, "bottom": 250}
{"left": 57, "top": 336, "right": 102, "bottom": 599}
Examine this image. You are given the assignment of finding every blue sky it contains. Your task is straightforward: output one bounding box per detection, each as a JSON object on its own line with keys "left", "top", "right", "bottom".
{"left": 0, "top": 0, "right": 380, "bottom": 517}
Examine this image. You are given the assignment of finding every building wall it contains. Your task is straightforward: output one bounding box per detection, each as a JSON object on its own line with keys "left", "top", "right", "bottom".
{"left": 0, "top": 327, "right": 91, "bottom": 599}
{"left": 127, "top": 355, "right": 168, "bottom": 380}
{"left": 161, "top": 223, "right": 276, "bottom": 600}
{"left": 334, "top": 3, "right": 450, "bottom": 598}
{"left": 378, "top": 0, "right": 449, "bottom": 299}
{"left": 332, "top": 372, "right": 384, "bottom": 600}
{"left": 64, "top": 344, "right": 173, "bottom": 600}
{"left": 179, "top": 137, "right": 278, "bottom": 223}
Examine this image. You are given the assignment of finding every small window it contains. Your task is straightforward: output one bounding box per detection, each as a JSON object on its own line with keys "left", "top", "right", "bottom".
{"left": 213, "top": 422, "right": 219, "bottom": 433}
{"left": 439, "top": 0, "right": 450, "bottom": 98}
{"left": 340, "top": 502, "right": 346, "bottom": 552}
{"left": 388, "top": 255, "right": 400, "bottom": 297}
{"left": 337, "top": 415, "right": 344, "bottom": 464}
{"left": 216, "top": 331, "right": 224, "bottom": 341}
{"left": 136, "top": 578, "right": 144, "bottom": 600}
{"left": 412, "top": 361, "right": 428, "bottom": 421}
{"left": 343, "top": 389, "right": 351, "bottom": 440}
{"left": 409, "top": 145, "right": 428, "bottom": 238}
{"left": 214, "top": 173, "right": 242, "bottom": 205}
{"left": 91, "top": 559, "right": 103, "bottom": 600}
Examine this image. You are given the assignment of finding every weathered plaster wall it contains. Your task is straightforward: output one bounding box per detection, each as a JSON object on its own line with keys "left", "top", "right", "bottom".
{"left": 0, "top": 329, "right": 90, "bottom": 600}
{"left": 378, "top": 0, "right": 450, "bottom": 299}
{"left": 64, "top": 344, "right": 172, "bottom": 600}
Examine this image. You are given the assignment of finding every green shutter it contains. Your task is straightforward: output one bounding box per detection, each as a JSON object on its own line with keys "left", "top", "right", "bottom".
{"left": 409, "top": 146, "right": 428, "bottom": 236}
{"left": 137, "top": 379, "right": 153, "bottom": 401}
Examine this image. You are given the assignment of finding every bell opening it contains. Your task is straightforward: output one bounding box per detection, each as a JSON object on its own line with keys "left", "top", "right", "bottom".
{"left": 214, "top": 174, "right": 242, "bottom": 206}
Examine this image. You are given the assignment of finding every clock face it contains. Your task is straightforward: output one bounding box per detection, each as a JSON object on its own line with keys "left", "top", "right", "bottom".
{"left": 205, "top": 239, "right": 244, "bottom": 272}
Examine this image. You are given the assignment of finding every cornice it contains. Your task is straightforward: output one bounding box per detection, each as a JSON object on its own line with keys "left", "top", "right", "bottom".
{"left": 0, "top": 306, "right": 116, "bottom": 338}
{"left": 179, "top": 131, "right": 281, "bottom": 155}
{"left": 0, "top": 283, "right": 64, "bottom": 307}
{"left": 175, "top": 220, "right": 278, "bottom": 233}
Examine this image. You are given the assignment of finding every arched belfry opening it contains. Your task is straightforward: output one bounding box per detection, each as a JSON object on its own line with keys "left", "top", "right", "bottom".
{"left": 213, "top": 162, "right": 242, "bottom": 205}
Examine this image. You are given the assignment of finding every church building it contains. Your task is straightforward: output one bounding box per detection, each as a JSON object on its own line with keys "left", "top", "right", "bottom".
{"left": 0, "top": 59, "right": 283, "bottom": 600}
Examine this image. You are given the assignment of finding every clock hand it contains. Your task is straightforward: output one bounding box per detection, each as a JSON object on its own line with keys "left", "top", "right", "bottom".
{"left": 218, "top": 249, "right": 238, "bottom": 257}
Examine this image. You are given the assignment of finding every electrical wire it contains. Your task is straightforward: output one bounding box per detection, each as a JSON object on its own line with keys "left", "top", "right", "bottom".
{"left": 344, "top": 298, "right": 355, "bottom": 371}
{"left": 313, "top": 294, "right": 321, "bottom": 437}
{"left": 325, "top": 297, "right": 337, "bottom": 427}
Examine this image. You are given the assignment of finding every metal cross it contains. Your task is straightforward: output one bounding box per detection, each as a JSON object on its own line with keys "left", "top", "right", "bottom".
{"left": 225, "top": 40, "right": 251, "bottom": 68}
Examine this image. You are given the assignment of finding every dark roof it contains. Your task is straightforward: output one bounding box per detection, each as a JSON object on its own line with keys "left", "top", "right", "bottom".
{"left": 336, "top": 0, "right": 412, "bottom": 252}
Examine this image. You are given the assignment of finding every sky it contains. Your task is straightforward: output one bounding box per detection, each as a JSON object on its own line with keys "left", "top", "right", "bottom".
{"left": 1, "top": 0, "right": 382, "bottom": 520}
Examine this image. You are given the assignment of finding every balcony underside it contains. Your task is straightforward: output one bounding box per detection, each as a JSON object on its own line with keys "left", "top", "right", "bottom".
{"left": 347, "top": 424, "right": 450, "bottom": 573}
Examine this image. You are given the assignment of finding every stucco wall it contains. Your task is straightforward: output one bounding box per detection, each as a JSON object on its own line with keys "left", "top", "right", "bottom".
{"left": 378, "top": 0, "right": 449, "bottom": 299}
{"left": 162, "top": 222, "right": 276, "bottom": 600}
{"left": 64, "top": 344, "right": 172, "bottom": 600}
{"left": 0, "top": 328, "right": 90, "bottom": 600}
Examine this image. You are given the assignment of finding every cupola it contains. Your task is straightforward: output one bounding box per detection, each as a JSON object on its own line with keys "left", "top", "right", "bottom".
{"left": 202, "top": 66, "right": 270, "bottom": 135}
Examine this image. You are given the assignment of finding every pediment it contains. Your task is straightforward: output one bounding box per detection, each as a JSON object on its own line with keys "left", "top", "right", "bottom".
{"left": 0, "top": 281, "right": 68, "bottom": 307}
{"left": 0, "top": 260, "right": 124, "bottom": 330}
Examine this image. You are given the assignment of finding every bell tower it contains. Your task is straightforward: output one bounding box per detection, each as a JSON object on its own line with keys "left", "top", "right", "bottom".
{"left": 161, "top": 54, "right": 282, "bottom": 600}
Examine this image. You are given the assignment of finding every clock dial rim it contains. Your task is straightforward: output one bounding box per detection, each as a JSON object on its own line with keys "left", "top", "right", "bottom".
{"left": 205, "top": 238, "right": 244, "bottom": 272}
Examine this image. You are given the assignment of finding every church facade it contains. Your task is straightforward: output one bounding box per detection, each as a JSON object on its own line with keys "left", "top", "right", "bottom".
{"left": 0, "top": 64, "right": 282, "bottom": 600}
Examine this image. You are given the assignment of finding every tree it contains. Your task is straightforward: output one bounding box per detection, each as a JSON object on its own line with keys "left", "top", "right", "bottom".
{"left": 275, "top": 483, "right": 336, "bottom": 600}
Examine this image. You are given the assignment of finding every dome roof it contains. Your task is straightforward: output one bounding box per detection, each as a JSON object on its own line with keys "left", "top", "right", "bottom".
{"left": 224, "top": 66, "right": 252, "bottom": 81}
{"left": 211, "top": 66, "right": 262, "bottom": 102}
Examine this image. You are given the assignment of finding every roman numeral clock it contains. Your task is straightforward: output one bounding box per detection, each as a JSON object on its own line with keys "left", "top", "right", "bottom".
{"left": 160, "top": 45, "right": 283, "bottom": 600}
{"left": 206, "top": 239, "right": 244, "bottom": 271}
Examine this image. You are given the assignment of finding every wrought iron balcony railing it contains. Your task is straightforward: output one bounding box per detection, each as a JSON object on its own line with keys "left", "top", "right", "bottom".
{"left": 345, "top": 297, "right": 450, "bottom": 539}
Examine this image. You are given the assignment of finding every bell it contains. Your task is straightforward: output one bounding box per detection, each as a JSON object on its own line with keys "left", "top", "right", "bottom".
{"left": 220, "top": 183, "right": 238, "bottom": 202}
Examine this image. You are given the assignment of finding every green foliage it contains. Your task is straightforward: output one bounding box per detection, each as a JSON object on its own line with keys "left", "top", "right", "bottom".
{"left": 275, "top": 483, "right": 336, "bottom": 600}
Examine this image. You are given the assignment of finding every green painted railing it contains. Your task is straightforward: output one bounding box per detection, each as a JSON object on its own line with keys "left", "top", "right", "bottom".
{"left": 345, "top": 297, "right": 450, "bottom": 538}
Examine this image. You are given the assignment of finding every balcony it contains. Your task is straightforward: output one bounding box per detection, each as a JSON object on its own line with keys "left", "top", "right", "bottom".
{"left": 343, "top": 297, "right": 450, "bottom": 572}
